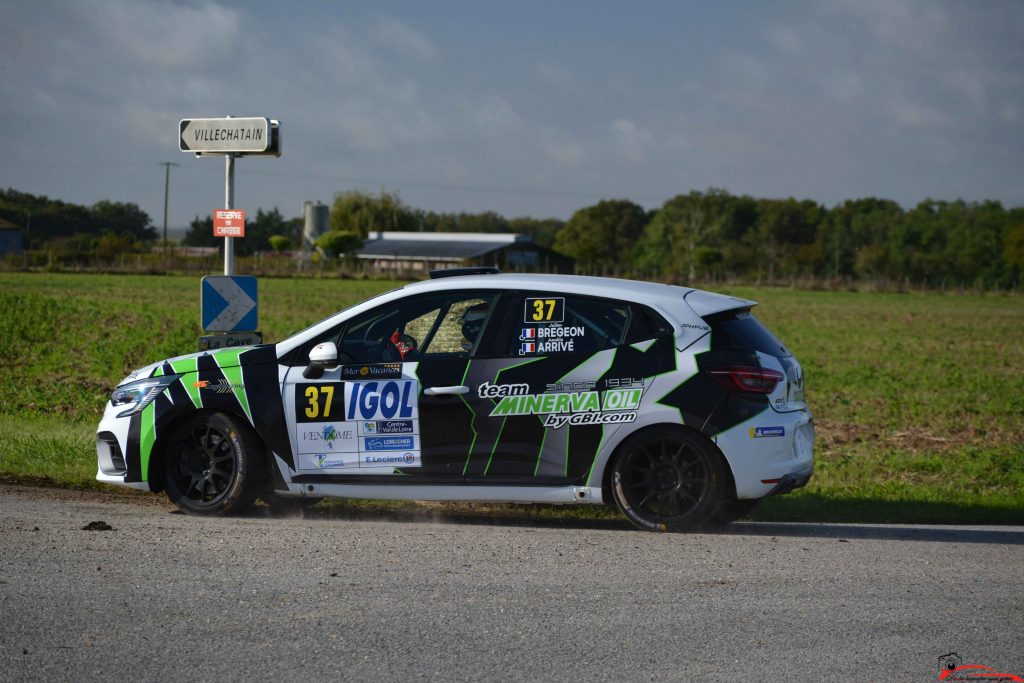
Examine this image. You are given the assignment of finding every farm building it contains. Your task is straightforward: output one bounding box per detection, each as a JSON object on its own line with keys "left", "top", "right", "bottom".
{"left": 0, "top": 218, "right": 23, "bottom": 256}
{"left": 354, "top": 231, "right": 573, "bottom": 275}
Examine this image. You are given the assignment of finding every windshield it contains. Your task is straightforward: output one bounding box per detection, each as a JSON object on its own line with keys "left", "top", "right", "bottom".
{"left": 278, "top": 285, "right": 406, "bottom": 346}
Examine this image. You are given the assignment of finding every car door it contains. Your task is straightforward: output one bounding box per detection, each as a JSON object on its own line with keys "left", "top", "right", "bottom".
{"left": 281, "top": 290, "right": 503, "bottom": 483}
{"left": 461, "top": 292, "right": 671, "bottom": 486}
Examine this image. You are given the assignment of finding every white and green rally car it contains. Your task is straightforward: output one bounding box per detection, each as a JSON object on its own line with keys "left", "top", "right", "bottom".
{"left": 97, "top": 270, "right": 813, "bottom": 530}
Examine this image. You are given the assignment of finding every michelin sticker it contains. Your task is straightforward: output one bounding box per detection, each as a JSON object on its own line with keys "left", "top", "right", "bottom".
{"left": 750, "top": 426, "right": 785, "bottom": 438}
{"left": 477, "top": 382, "right": 641, "bottom": 429}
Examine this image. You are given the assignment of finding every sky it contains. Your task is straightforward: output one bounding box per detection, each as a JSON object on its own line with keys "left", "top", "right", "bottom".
{"left": 1, "top": 0, "right": 1022, "bottom": 231}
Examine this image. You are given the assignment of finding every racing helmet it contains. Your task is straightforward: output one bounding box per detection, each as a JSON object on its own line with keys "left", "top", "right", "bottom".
{"left": 459, "top": 303, "right": 489, "bottom": 351}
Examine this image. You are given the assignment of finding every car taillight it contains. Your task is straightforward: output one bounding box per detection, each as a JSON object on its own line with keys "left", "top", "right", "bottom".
{"left": 708, "top": 366, "right": 784, "bottom": 394}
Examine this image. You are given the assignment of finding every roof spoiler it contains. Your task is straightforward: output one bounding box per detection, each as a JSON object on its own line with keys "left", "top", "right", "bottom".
{"left": 683, "top": 289, "right": 757, "bottom": 317}
{"left": 429, "top": 267, "right": 502, "bottom": 279}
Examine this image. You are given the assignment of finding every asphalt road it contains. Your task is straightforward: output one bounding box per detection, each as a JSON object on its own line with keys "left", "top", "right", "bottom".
{"left": 1, "top": 485, "right": 1022, "bottom": 682}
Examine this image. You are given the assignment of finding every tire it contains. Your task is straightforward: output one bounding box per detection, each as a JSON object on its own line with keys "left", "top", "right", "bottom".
{"left": 160, "top": 412, "right": 260, "bottom": 515}
{"left": 609, "top": 426, "right": 728, "bottom": 531}
{"left": 710, "top": 498, "right": 760, "bottom": 525}
{"left": 261, "top": 494, "right": 322, "bottom": 515}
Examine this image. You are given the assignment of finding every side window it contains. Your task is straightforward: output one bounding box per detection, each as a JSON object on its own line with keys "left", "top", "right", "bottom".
{"left": 623, "top": 305, "right": 671, "bottom": 344}
{"left": 420, "top": 298, "right": 492, "bottom": 356}
{"left": 508, "top": 293, "right": 631, "bottom": 357}
{"left": 294, "top": 292, "right": 499, "bottom": 365}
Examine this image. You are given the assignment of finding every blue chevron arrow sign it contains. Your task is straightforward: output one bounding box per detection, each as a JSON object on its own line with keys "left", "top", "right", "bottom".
{"left": 201, "top": 276, "right": 258, "bottom": 332}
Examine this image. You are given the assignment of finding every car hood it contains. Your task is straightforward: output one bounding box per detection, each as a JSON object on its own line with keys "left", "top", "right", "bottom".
{"left": 115, "top": 346, "right": 263, "bottom": 387}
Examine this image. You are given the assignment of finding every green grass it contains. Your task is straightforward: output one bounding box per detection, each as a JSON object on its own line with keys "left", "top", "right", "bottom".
{"left": 1, "top": 272, "right": 1022, "bottom": 524}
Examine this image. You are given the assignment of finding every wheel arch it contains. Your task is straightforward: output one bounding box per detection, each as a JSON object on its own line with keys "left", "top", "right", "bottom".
{"left": 147, "top": 407, "right": 269, "bottom": 493}
{"left": 598, "top": 422, "right": 737, "bottom": 504}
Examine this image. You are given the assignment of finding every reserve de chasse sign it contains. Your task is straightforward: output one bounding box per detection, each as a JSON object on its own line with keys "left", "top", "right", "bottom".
{"left": 213, "top": 209, "right": 246, "bottom": 238}
{"left": 179, "top": 117, "right": 270, "bottom": 154}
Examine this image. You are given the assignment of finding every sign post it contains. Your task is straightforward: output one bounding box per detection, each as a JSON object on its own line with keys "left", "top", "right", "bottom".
{"left": 181, "top": 115, "right": 280, "bottom": 348}
{"left": 224, "top": 154, "right": 235, "bottom": 275}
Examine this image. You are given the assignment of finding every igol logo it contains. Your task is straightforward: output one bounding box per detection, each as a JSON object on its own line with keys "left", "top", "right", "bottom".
{"left": 346, "top": 381, "right": 416, "bottom": 420}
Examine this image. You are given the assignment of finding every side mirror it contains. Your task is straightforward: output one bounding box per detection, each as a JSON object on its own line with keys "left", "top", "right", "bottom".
{"left": 303, "top": 341, "right": 338, "bottom": 379}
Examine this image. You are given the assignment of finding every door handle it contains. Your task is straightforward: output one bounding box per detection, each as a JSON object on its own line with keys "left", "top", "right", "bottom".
{"left": 424, "top": 385, "right": 469, "bottom": 396}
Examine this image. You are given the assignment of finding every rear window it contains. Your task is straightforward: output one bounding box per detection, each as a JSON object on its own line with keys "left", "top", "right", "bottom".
{"left": 705, "top": 309, "right": 791, "bottom": 358}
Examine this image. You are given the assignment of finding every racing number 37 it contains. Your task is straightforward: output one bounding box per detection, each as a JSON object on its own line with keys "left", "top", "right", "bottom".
{"left": 296, "top": 384, "right": 342, "bottom": 422}
{"left": 525, "top": 297, "right": 564, "bottom": 323}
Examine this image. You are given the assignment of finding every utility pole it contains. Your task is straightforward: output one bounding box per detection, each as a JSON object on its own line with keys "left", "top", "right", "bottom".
{"left": 158, "top": 161, "right": 179, "bottom": 253}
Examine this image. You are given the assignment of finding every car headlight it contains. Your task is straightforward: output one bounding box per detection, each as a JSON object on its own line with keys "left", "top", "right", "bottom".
{"left": 110, "top": 374, "right": 181, "bottom": 417}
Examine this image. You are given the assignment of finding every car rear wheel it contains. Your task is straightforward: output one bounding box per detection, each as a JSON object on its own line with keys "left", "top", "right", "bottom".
{"left": 610, "top": 426, "right": 727, "bottom": 531}
{"left": 161, "top": 412, "right": 259, "bottom": 515}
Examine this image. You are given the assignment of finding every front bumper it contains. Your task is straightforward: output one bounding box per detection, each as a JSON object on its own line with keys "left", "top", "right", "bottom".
{"left": 95, "top": 400, "right": 148, "bottom": 490}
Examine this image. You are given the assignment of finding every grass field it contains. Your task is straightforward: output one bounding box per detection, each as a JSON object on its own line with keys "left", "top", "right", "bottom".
{"left": 1, "top": 272, "right": 1022, "bottom": 524}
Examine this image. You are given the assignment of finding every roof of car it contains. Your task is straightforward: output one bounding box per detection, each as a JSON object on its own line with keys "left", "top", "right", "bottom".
{"left": 403, "top": 273, "right": 755, "bottom": 315}
{"left": 276, "top": 273, "right": 757, "bottom": 356}
{"left": 405, "top": 272, "right": 687, "bottom": 299}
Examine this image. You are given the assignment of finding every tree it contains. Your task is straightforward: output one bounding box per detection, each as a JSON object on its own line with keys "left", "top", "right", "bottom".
{"left": 90, "top": 200, "right": 156, "bottom": 241}
{"left": 268, "top": 235, "right": 291, "bottom": 252}
{"left": 1003, "top": 211, "right": 1024, "bottom": 278}
{"left": 553, "top": 199, "right": 649, "bottom": 271}
{"left": 183, "top": 215, "right": 218, "bottom": 248}
{"left": 316, "top": 230, "right": 363, "bottom": 259}
{"left": 508, "top": 217, "right": 565, "bottom": 248}
{"left": 239, "top": 208, "right": 288, "bottom": 256}
{"left": 635, "top": 189, "right": 750, "bottom": 280}
{"left": 330, "top": 191, "right": 417, "bottom": 237}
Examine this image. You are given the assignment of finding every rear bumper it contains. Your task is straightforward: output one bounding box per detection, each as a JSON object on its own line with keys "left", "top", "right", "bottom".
{"left": 712, "top": 408, "right": 815, "bottom": 500}
{"left": 766, "top": 467, "right": 813, "bottom": 496}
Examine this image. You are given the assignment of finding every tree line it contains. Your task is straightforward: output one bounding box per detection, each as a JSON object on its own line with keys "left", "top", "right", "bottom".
{"left": 4, "top": 186, "right": 1023, "bottom": 287}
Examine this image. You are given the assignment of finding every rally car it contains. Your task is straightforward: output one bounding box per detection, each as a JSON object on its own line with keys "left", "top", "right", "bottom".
{"left": 96, "top": 269, "right": 813, "bottom": 531}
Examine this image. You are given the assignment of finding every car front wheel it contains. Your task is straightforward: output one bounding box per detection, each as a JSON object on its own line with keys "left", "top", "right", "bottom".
{"left": 610, "top": 426, "right": 728, "bottom": 531}
{"left": 160, "top": 412, "right": 260, "bottom": 515}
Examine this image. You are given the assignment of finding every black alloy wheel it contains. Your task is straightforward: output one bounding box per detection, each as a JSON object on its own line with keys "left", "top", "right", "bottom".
{"left": 161, "top": 412, "right": 259, "bottom": 515}
{"left": 610, "top": 427, "right": 727, "bottom": 531}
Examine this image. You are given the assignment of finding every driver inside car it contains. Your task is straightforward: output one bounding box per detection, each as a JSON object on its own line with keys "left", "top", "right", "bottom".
{"left": 459, "top": 303, "right": 489, "bottom": 352}
{"left": 389, "top": 330, "right": 417, "bottom": 359}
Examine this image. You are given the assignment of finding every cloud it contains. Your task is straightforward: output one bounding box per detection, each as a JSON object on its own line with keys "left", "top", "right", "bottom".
{"left": 610, "top": 119, "right": 658, "bottom": 164}
{"left": 80, "top": 1, "right": 243, "bottom": 69}
{"left": 372, "top": 16, "right": 438, "bottom": 61}
{"left": 534, "top": 62, "right": 578, "bottom": 91}
{"left": 469, "top": 96, "right": 522, "bottom": 133}
{"left": 765, "top": 26, "right": 803, "bottom": 56}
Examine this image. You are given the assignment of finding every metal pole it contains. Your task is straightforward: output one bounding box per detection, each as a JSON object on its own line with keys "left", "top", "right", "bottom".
{"left": 224, "top": 154, "right": 235, "bottom": 275}
{"left": 163, "top": 163, "right": 170, "bottom": 251}
{"left": 159, "top": 161, "right": 178, "bottom": 254}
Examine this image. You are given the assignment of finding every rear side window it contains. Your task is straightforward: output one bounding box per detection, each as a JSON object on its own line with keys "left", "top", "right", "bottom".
{"left": 705, "top": 309, "right": 791, "bottom": 358}
{"left": 508, "top": 293, "right": 630, "bottom": 357}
